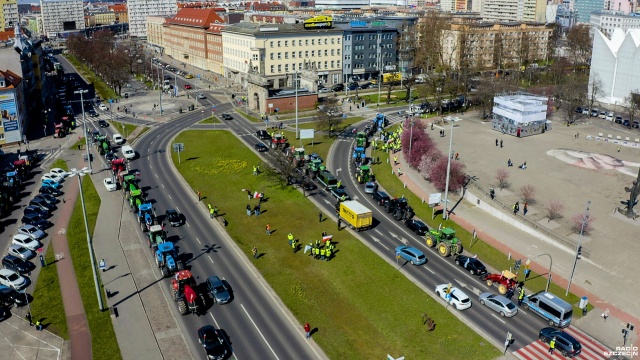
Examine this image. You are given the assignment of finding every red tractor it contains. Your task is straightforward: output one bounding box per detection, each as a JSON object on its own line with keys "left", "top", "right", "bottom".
{"left": 111, "top": 158, "right": 126, "bottom": 175}
{"left": 482, "top": 270, "right": 519, "bottom": 295}
{"left": 12, "top": 159, "right": 29, "bottom": 180}
{"left": 53, "top": 123, "right": 66, "bottom": 138}
{"left": 270, "top": 133, "right": 287, "bottom": 149}
{"left": 171, "top": 270, "right": 204, "bottom": 315}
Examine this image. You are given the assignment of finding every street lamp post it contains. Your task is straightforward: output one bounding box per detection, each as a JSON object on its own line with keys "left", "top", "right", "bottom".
{"left": 69, "top": 167, "right": 104, "bottom": 311}
{"left": 442, "top": 119, "right": 454, "bottom": 220}
{"left": 159, "top": 68, "right": 164, "bottom": 115}
{"left": 377, "top": 44, "right": 383, "bottom": 107}
{"left": 74, "top": 90, "right": 92, "bottom": 174}
{"left": 566, "top": 200, "right": 590, "bottom": 296}
{"left": 527, "top": 254, "right": 553, "bottom": 292}
{"left": 294, "top": 72, "right": 299, "bottom": 141}
{"left": 408, "top": 118, "right": 415, "bottom": 153}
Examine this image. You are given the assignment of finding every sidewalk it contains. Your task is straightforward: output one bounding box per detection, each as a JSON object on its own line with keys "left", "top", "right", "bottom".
{"left": 392, "top": 137, "right": 639, "bottom": 350}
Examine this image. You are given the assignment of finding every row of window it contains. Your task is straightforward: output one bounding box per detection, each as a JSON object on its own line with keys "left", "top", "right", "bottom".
{"left": 269, "top": 37, "right": 340, "bottom": 47}
{"left": 268, "top": 60, "right": 340, "bottom": 73}
{"left": 269, "top": 49, "right": 341, "bottom": 60}
{"left": 344, "top": 34, "right": 394, "bottom": 41}
{"left": 344, "top": 44, "right": 393, "bottom": 51}
{"left": 344, "top": 53, "right": 391, "bottom": 60}
{"left": 343, "top": 61, "right": 392, "bottom": 69}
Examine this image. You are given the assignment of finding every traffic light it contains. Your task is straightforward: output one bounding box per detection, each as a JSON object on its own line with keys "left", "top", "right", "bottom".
{"left": 576, "top": 245, "right": 582, "bottom": 259}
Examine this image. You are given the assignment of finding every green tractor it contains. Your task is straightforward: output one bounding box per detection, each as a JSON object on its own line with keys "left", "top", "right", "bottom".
{"left": 356, "top": 131, "right": 368, "bottom": 148}
{"left": 129, "top": 189, "right": 144, "bottom": 211}
{"left": 306, "top": 159, "right": 325, "bottom": 179}
{"left": 289, "top": 147, "right": 306, "bottom": 167}
{"left": 356, "top": 165, "right": 374, "bottom": 184}
{"left": 425, "top": 227, "right": 463, "bottom": 257}
{"left": 148, "top": 224, "right": 167, "bottom": 252}
{"left": 95, "top": 136, "right": 111, "bottom": 155}
{"left": 121, "top": 174, "right": 138, "bottom": 194}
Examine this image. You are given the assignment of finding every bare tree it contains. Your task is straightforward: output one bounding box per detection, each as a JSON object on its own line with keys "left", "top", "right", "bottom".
{"left": 495, "top": 169, "right": 510, "bottom": 189}
{"left": 624, "top": 91, "right": 640, "bottom": 124}
{"left": 587, "top": 74, "right": 604, "bottom": 112}
{"left": 385, "top": 70, "right": 399, "bottom": 104}
{"left": 571, "top": 212, "right": 595, "bottom": 235}
{"left": 314, "top": 97, "right": 343, "bottom": 137}
{"left": 545, "top": 200, "right": 564, "bottom": 221}
{"left": 415, "top": 11, "right": 451, "bottom": 72}
{"left": 555, "top": 74, "right": 587, "bottom": 124}
{"left": 520, "top": 184, "right": 536, "bottom": 204}
{"left": 566, "top": 24, "right": 592, "bottom": 71}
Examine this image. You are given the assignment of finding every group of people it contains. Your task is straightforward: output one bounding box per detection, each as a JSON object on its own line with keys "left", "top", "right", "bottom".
{"left": 378, "top": 128, "right": 402, "bottom": 154}
{"left": 207, "top": 204, "right": 219, "bottom": 219}
{"left": 305, "top": 233, "right": 336, "bottom": 261}
{"left": 512, "top": 201, "right": 529, "bottom": 216}
{"left": 246, "top": 203, "right": 261, "bottom": 216}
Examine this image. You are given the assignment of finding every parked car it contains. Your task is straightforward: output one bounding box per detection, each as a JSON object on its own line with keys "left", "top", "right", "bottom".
{"left": 21, "top": 214, "right": 51, "bottom": 230}
{"left": 599, "top": 111, "right": 607, "bottom": 119}
{"left": 606, "top": 112, "right": 614, "bottom": 121}
{"left": 206, "top": 276, "right": 231, "bottom": 304}
{"left": 435, "top": 283, "right": 472, "bottom": 310}
{"left": 615, "top": 116, "right": 623, "bottom": 124}
{"left": 113, "top": 133, "right": 125, "bottom": 144}
{"left": 24, "top": 205, "right": 50, "bottom": 219}
{"left": 29, "top": 198, "right": 56, "bottom": 212}
{"left": 41, "top": 173, "right": 64, "bottom": 183}
{"left": 49, "top": 168, "right": 69, "bottom": 178}
{"left": 395, "top": 246, "right": 427, "bottom": 265}
{"left": 41, "top": 179, "right": 61, "bottom": 190}
{"left": 254, "top": 143, "right": 268, "bottom": 152}
{"left": 581, "top": 108, "right": 590, "bottom": 115}
{"left": 99, "top": 103, "right": 108, "bottom": 111}
{"left": 7, "top": 244, "right": 35, "bottom": 261}
{"left": 0, "top": 269, "right": 28, "bottom": 290}
{"left": 454, "top": 255, "right": 487, "bottom": 275}
{"left": 98, "top": 119, "right": 108, "bottom": 127}
{"left": 331, "top": 84, "right": 344, "bottom": 92}
{"left": 364, "top": 182, "right": 378, "bottom": 194}
{"left": 165, "top": 209, "right": 184, "bottom": 227}
{"left": 197, "top": 325, "right": 229, "bottom": 360}
{"left": 575, "top": 107, "right": 582, "bottom": 114}
{"left": 633, "top": 120, "right": 639, "bottom": 128}
{"left": 2, "top": 255, "right": 35, "bottom": 274}
{"left": 17, "top": 225, "right": 45, "bottom": 240}
{"left": 372, "top": 191, "right": 391, "bottom": 206}
{"left": 34, "top": 194, "right": 57, "bottom": 206}
{"left": 478, "top": 292, "right": 518, "bottom": 317}
{"left": 0, "top": 284, "right": 27, "bottom": 307}
{"left": 404, "top": 219, "right": 429, "bottom": 236}
{"left": 103, "top": 178, "right": 117, "bottom": 191}
{"left": 39, "top": 186, "right": 62, "bottom": 197}
{"left": 538, "top": 327, "right": 582, "bottom": 358}
{"left": 318, "top": 87, "right": 330, "bottom": 93}
{"left": 256, "top": 130, "right": 271, "bottom": 140}
{"left": 590, "top": 109, "right": 599, "bottom": 117}
{"left": 12, "top": 234, "right": 41, "bottom": 251}
{"left": 623, "top": 119, "right": 630, "bottom": 127}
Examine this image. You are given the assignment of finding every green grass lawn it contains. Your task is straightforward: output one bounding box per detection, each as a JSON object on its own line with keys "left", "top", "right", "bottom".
{"left": 70, "top": 137, "right": 86, "bottom": 151}
{"left": 235, "top": 109, "right": 261, "bottom": 122}
{"left": 66, "top": 176, "right": 122, "bottom": 360}
{"left": 109, "top": 121, "right": 137, "bottom": 138}
{"left": 200, "top": 116, "right": 220, "bottom": 124}
{"left": 65, "top": 55, "right": 118, "bottom": 100}
{"left": 172, "top": 130, "right": 501, "bottom": 360}
{"left": 51, "top": 158, "right": 69, "bottom": 171}
{"left": 371, "top": 125, "right": 593, "bottom": 316}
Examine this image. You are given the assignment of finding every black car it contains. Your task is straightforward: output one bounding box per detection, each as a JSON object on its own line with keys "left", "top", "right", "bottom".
{"left": 98, "top": 120, "right": 108, "bottom": 128}
{"left": 165, "top": 209, "right": 183, "bottom": 227}
{"left": 372, "top": 191, "right": 391, "bottom": 206}
{"left": 254, "top": 143, "right": 268, "bottom": 152}
{"left": 405, "top": 219, "right": 429, "bottom": 236}
{"left": 21, "top": 214, "right": 51, "bottom": 230}
{"left": 256, "top": 130, "right": 271, "bottom": 140}
{"left": 197, "top": 325, "right": 229, "bottom": 360}
{"left": 539, "top": 327, "right": 582, "bottom": 358}
{"left": 0, "top": 285, "right": 27, "bottom": 307}
{"left": 29, "top": 198, "right": 56, "bottom": 212}
{"left": 105, "top": 152, "right": 118, "bottom": 162}
{"left": 34, "top": 193, "right": 58, "bottom": 205}
{"left": 2, "top": 255, "right": 35, "bottom": 274}
{"left": 331, "top": 83, "right": 344, "bottom": 92}
{"left": 39, "top": 186, "right": 62, "bottom": 197}
{"left": 88, "top": 109, "right": 98, "bottom": 117}
{"left": 330, "top": 188, "right": 350, "bottom": 200}
{"left": 24, "top": 205, "right": 50, "bottom": 218}
{"left": 454, "top": 255, "right": 487, "bottom": 276}
{"left": 303, "top": 181, "right": 317, "bottom": 191}
{"left": 221, "top": 113, "right": 233, "bottom": 120}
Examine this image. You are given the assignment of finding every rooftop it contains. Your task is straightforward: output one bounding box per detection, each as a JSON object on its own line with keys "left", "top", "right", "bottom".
{"left": 222, "top": 21, "right": 342, "bottom": 35}
{"left": 167, "top": 8, "right": 224, "bottom": 28}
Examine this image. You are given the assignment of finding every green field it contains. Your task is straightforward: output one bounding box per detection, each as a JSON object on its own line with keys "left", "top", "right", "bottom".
{"left": 200, "top": 115, "right": 220, "bottom": 124}
{"left": 172, "top": 130, "right": 501, "bottom": 360}
{"left": 370, "top": 124, "right": 593, "bottom": 316}
{"left": 109, "top": 121, "right": 137, "bottom": 138}
{"left": 66, "top": 176, "right": 122, "bottom": 360}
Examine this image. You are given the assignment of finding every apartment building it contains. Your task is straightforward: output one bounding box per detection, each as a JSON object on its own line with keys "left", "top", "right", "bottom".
{"left": 590, "top": 11, "right": 640, "bottom": 37}
{"left": 0, "top": 0, "right": 18, "bottom": 30}
{"left": 93, "top": 11, "right": 116, "bottom": 26}
{"left": 146, "top": 15, "right": 169, "bottom": 53}
{"left": 221, "top": 22, "right": 343, "bottom": 88}
{"left": 205, "top": 24, "right": 224, "bottom": 76}
{"left": 442, "top": 21, "right": 553, "bottom": 70}
{"left": 575, "top": 0, "right": 604, "bottom": 23}
{"left": 39, "top": 0, "right": 84, "bottom": 36}
{"left": 482, "top": 0, "right": 547, "bottom": 22}
{"left": 127, "top": 0, "right": 177, "bottom": 38}
{"left": 109, "top": 4, "right": 128, "bottom": 23}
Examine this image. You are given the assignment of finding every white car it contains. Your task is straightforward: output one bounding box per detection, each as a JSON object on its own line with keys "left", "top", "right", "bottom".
{"left": 12, "top": 234, "right": 41, "bottom": 251}
{"left": 581, "top": 108, "right": 589, "bottom": 115}
{"left": 49, "top": 168, "right": 69, "bottom": 178}
{"left": 42, "top": 173, "right": 64, "bottom": 183}
{"left": 103, "top": 178, "right": 117, "bottom": 192}
{"left": 17, "top": 225, "right": 45, "bottom": 240}
{"left": 606, "top": 112, "right": 614, "bottom": 121}
{"left": 99, "top": 103, "right": 108, "bottom": 111}
{"left": 0, "top": 268, "right": 28, "bottom": 290}
{"left": 8, "top": 245, "right": 35, "bottom": 260}
{"left": 435, "top": 283, "right": 472, "bottom": 310}
{"left": 112, "top": 133, "right": 125, "bottom": 145}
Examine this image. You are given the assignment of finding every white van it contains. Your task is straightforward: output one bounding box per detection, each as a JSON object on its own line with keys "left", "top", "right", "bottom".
{"left": 113, "top": 133, "right": 124, "bottom": 145}
{"left": 121, "top": 145, "right": 136, "bottom": 160}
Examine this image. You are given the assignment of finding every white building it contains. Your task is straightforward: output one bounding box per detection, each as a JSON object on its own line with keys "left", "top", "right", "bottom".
{"left": 314, "top": 0, "right": 370, "bottom": 9}
{"left": 589, "top": 28, "right": 640, "bottom": 105}
{"left": 482, "top": 0, "right": 547, "bottom": 22}
{"left": 590, "top": 12, "right": 640, "bottom": 38}
{"left": 370, "top": 0, "right": 408, "bottom": 6}
{"left": 39, "top": 0, "right": 84, "bottom": 37}
{"left": 492, "top": 93, "right": 549, "bottom": 137}
{"left": 440, "top": 0, "right": 456, "bottom": 12}
{"left": 127, "top": 0, "right": 177, "bottom": 38}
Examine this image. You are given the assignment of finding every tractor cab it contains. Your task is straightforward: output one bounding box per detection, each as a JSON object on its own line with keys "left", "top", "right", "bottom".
{"left": 353, "top": 146, "right": 366, "bottom": 162}
{"left": 137, "top": 203, "right": 155, "bottom": 231}
{"left": 356, "top": 165, "right": 374, "bottom": 184}
{"left": 270, "top": 133, "right": 287, "bottom": 149}
{"left": 356, "top": 132, "right": 368, "bottom": 147}
{"left": 148, "top": 224, "right": 167, "bottom": 251}
{"left": 111, "top": 158, "right": 126, "bottom": 175}
{"left": 156, "top": 242, "right": 183, "bottom": 278}
{"left": 53, "top": 123, "right": 66, "bottom": 138}
{"left": 129, "top": 189, "right": 144, "bottom": 211}
{"left": 170, "top": 270, "right": 202, "bottom": 315}
{"left": 289, "top": 147, "right": 305, "bottom": 167}
{"left": 12, "top": 160, "right": 29, "bottom": 180}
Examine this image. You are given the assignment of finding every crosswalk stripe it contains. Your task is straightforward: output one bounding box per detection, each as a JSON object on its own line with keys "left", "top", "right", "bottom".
{"left": 513, "top": 326, "right": 611, "bottom": 360}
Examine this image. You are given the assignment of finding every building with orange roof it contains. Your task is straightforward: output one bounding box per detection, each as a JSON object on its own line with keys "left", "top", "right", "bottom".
{"left": 109, "top": 4, "right": 128, "bottom": 23}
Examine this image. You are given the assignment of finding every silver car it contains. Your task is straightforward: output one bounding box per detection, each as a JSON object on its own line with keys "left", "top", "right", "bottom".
{"left": 478, "top": 292, "right": 518, "bottom": 317}
{"left": 364, "top": 182, "right": 378, "bottom": 194}
{"left": 8, "top": 245, "right": 35, "bottom": 261}
{"left": 17, "top": 225, "right": 46, "bottom": 240}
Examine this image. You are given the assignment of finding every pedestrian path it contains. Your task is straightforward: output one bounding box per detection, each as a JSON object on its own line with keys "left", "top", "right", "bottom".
{"left": 513, "top": 326, "right": 610, "bottom": 360}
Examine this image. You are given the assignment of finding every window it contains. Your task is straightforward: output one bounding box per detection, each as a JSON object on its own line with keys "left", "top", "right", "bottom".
{"left": 293, "top": 63, "right": 296, "bottom": 71}
{"left": 270, "top": 53, "right": 274, "bottom": 60}
{"left": 337, "top": 49, "right": 340, "bottom": 55}
{"left": 312, "top": 39, "right": 315, "bottom": 45}
{"left": 538, "top": 302, "right": 562, "bottom": 319}
{"left": 305, "top": 51, "right": 309, "bottom": 57}
{"left": 317, "top": 50, "right": 321, "bottom": 57}
{"left": 305, "top": 39, "right": 309, "bottom": 45}
{"left": 278, "top": 64, "right": 282, "bottom": 72}
{"left": 324, "top": 38, "right": 328, "bottom": 44}
{"left": 277, "top": 41, "right": 281, "bottom": 47}
{"left": 324, "top": 50, "right": 328, "bottom": 56}
{"left": 278, "top": 52, "right": 282, "bottom": 59}
{"left": 270, "top": 41, "right": 274, "bottom": 48}
{"left": 270, "top": 65, "right": 274, "bottom": 73}
{"left": 299, "top": 40, "right": 302, "bottom": 46}
{"left": 344, "top": 55, "right": 351, "bottom": 60}
{"left": 285, "top": 64, "right": 289, "bottom": 72}
{"left": 312, "top": 50, "right": 315, "bottom": 57}
{"left": 324, "top": 61, "right": 328, "bottom": 68}
{"left": 285, "top": 40, "right": 288, "bottom": 46}
{"left": 253, "top": 54, "right": 258, "bottom": 61}
{"left": 331, "top": 61, "right": 335, "bottom": 68}
{"left": 285, "top": 52, "right": 289, "bottom": 59}
{"left": 331, "top": 38, "right": 335, "bottom": 44}
{"left": 292, "top": 52, "right": 296, "bottom": 58}
{"left": 299, "top": 51, "right": 303, "bottom": 58}
{"left": 331, "top": 49, "right": 334, "bottom": 56}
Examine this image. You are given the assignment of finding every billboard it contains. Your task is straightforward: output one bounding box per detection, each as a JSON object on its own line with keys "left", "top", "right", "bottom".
{"left": 303, "top": 16, "right": 333, "bottom": 30}
{"left": 0, "top": 91, "right": 21, "bottom": 143}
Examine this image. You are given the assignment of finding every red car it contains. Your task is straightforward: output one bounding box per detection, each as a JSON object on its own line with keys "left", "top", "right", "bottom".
{"left": 184, "top": 84, "right": 192, "bottom": 89}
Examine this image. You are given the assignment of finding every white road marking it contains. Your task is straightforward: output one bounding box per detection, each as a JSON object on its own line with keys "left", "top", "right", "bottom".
{"left": 161, "top": 184, "right": 165, "bottom": 188}
{"left": 424, "top": 267, "right": 435, "bottom": 274}
{"left": 155, "top": 174, "right": 158, "bottom": 178}
{"left": 208, "top": 312, "right": 221, "bottom": 328}
{"left": 150, "top": 164, "right": 152, "bottom": 169}
{"left": 168, "top": 194, "right": 172, "bottom": 199}
{"left": 196, "top": 237, "right": 201, "bottom": 244}
{"left": 491, "top": 314, "right": 506, "bottom": 324}
{"left": 186, "top": 222, "right": 190, "bottom": 227}
{"left": 374, "top": 229, "right": 384, "bottom": 236}
{"left": 240, "top": 304, "right": 280, "bottom": 360}
{"left": 208, "top": 255, "right": 214, "bottom": 263}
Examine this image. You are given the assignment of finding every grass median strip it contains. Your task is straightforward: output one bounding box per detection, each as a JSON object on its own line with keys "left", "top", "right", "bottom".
{"left": 235, "top": 109, "right": 260, "bottom": 122}
{"left": 67, "top": 175, "right": 122, "bottom": 360}
{"left": 64, "top": 55, "right": 118, "bottom": 100}
{"left": 371, "top": 124, "right": 592, "bottom": 316}
{"left": 109, "top": 121, "right": 137, "bottom": 138}
{"left": 172, "top": 130, "right": 500, "bottom": 360}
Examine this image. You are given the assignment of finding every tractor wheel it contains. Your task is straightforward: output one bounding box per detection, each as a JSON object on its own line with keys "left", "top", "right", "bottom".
{"left": 177, "top": 261, "right": 184, "bottom": 271}
{"left": 178, "top": 299, "right": 188, "bottom": 315}
{"left": 161, "top": 266, "right": 170, "bottom": 278}
{"left": 438, "top": 243, "right": 451, "bottom": 257}
{"left": 453, "top": 243, "right": 463, "bottom": 255}
{"left": 426, "top": 236, "right": 436, "bottom": 247}
{"left": 486, "top": 279, "right": 494, "bottom": 287}
{"left": 155, "top": 256, "right": 161, "bottom": 268}
{"left": 498, "top": 284, "right": 508, "bottom": 295}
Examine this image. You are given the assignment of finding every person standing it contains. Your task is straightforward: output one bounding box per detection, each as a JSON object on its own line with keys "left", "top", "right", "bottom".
{"left": 337, "top": 218, "right": 342, "bottom": 230}
{"left": 246, "top": 204, "right": 252, "bottom": 216}
{"left": 213, "top": 206, "right": 219, "bottom": 218}
{"left": 291, "top": 239, "right": 297, "bottom": 253}
{"left": 523, "top": 202, "right": 528, "bottom": 216}
{"left": 36, "top": 320, "right": 42, "bottom": 331}
{"left": 319, "top": 212, "right": 323, "bottom": 222}
{"left": 304, "top": 322, "right": 311, "bottom": 339}
{"left": 247, "top": 189, "right": 252, "bottom": 201}
{"left": 500, "top": 140, "right": 503, "bottom": 148}
{"left": 197, "top": 191, "right": 202, "bottom": 202}
{"left": 495, "top": 139, "right": 498, "bottom": 147}
{"left": 26, "top": 311, "right": 33, "bottom": 326}
{"left": 252, "top": 247, "right": 258, "bottom": 259}
{"left": 518, "top": 287, "right": 525, "bottom": 306}
{"left": 266, "top": 223, "right": 271, "bottom": 235}
{"left": 513, "top": 202, "right": 519, "bottom": 215}
{"left": 548, "top": 337, "right": 556, "bottom": 354}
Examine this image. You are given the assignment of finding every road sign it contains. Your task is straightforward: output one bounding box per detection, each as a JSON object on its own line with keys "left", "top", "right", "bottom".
{"left": 428, "top": 193, "right": 442, "bottom": 206}
{"left": 173, "top": 143, "right": 184, "bottom": 152}
{"left": 300, "top": 129, "right": 314, "bottom": 139}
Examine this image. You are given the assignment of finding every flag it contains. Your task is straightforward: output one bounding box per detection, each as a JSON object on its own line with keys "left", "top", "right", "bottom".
{"left": 322, "top": 235, "right": 333, "bottom": 243}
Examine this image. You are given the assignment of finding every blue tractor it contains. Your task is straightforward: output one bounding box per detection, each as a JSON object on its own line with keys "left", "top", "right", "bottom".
{"left": 353, "top": 146, "right": 366, "bottom": 162}
{"left": 373, "top": 113, "right": 387, "bottom": 131}
{"left": 155, "top": 242, "right": 184, "bottom": 278}
{"left": 137, "top": 203, "right": 156, "bottom": 232}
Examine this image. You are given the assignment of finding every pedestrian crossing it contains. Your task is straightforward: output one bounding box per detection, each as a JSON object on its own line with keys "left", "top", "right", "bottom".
{"left": 513, "top": 326, "right": 610, "bottom": 360}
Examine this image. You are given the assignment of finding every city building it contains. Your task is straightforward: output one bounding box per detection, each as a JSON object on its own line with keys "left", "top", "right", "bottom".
{"left": 109, "top": 4, "right": 128, "bottom": 23}
{"left": 555, "top": 5, "right": 579, "bottom": 28}
{"left": 440, "top": 0, "right": 456, "bottom": 12}
{"left": 590, "top": 11, "right": 640, "bottom": 37}
{"left": 22, "top": 14, "right": 42, "bottom": 35}
{"left": 146, "top": 15, "right": 170, "bottom": 53}
{"left": 92, "top": 11, "right": 116, "bottom": 26}
{"left": 589, "top": 28, "right": 640, "bottom": 105}
{"left": 205, "top": 24, "right": 224, "bottom": 76}
{"left": 574, "top": 0, "right": 604, "bottom": 23}
{"left": 0, "top": 69, "right": 25, "bottom": 144}
{"left": 603, "top": 0, "right": 634, "bottom": 13}
{"left": 163, "top": 8, "right": 224, "bottom": 70}
{"left": 39, "top": 0, "right": 84, "bottom": 37}
{"left": 442, "top": 20, "right": 553, "bottom": 70}
{"left": 314, "top": 0, "right": 370, "bottom": 9}
{"left": 0, "top": 0, "right": 18, "bottom": 31}
{"left": 335, "top": 20, "right": 398, "bottom": 83}
{"left": 482, "top": 0, "right": 547, "bottom": 22}
{"left": 491, "top": 93, "right": 549, "bottom": 137}
{"left": 127, "top": 0, "right": 177, "bottom": 38}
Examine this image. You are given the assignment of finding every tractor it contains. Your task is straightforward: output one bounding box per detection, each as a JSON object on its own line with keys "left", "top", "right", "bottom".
{"left": 121, "top": 174, "right": 139, "bottom": 195}
{"left": 128, "top": 189, "right": 144, "bottom": 212}
{"left": 384, "top": 197, "right": 414, "bottom": 221}
{"left": 111, "top": 158, "right": 126, "bottom": 176}
{"left": 356, "top": 165, "right": 374, "bottom": 184}
{"left": 95, "top": 136, "right": 111, "bottom": 155}
{"left": 147, "top": 224, "right": 167, "bottom": 252}
{"left": 12, "top": 159, "right": 30, "bottom": 180}
{"left": 306, "top": 158, "right": 325, "bottom": 179}
{"left": 137, "top": 203, "right": 156, "bottom": 231}
{"left": 270, "top": 133, "right": 287, "bottom": 149}
{"left": 156, "top": 242, "right": 184, "bottom": 278}
{"left": 53, "top": 123, "right": 66, "bottom": 138}
{"left": 355, "top": 131, "right": 368, "bottom": 148}
{"left": 171, "top": 270, "right": 204, "bottom": 315}
{"left": 353, "top": 146, "right": 366, "bottom": 165}
{"left": 373, "top": 113, "right": 388, "bottom": 130}
{"left": 482, "top": 270, "right": 519, "bottom": 295}
{"left": 288, "top": 147, "right": 306, "bottom": 167}
{"left": 425, "top": 227, "right": 463, "bottom": 257}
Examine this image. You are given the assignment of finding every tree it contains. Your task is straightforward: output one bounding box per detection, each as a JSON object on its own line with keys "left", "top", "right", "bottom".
{"left": 555, "top": 74, "right": 587, "bottom": 124}
{"left": 566, "top": 24, "right": 592, "bottom": 70}
{"left": 314, "top": 97, "right": 343, "bottom": 137}
{"left": 428, "top": 156, "right": 466, "bottom": 191}
{"left": 520, "top": 184, "right": 536, "bottom": 204}
{"left": 418, "top": 147, "right": 443, "bottom": 177}
{"left": 624, "top": 91, "right": 640, "bottom": 124}
{"left": 415, "top": 11, "right": 451, "bottom": 72}
{"left": 384, "top": 70, "right": 400, "bottom": 104}
{"left": 474, "top": 77, "right": 507, "bottom": 118}
{"left": 495, "top": 169, "right": 510, "bottom": 189}
{"left": 587, "top": 74, "right": 604, "bottom": 112}
{"left": 571, "top": 212, "right": 595, "bottom": 235}
{"left": 266, "top": 152, "right": 303, "bottom": 188}
{"left": 545, "top": 200, "right": 564, "bottom": 221}
{"left": 402, "top": 119, "right": 433, "bottom": 167}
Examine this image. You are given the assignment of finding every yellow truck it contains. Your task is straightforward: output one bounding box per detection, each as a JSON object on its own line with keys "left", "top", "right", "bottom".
{"left": 339, "top": 200, "right": 373, "bottom": 231}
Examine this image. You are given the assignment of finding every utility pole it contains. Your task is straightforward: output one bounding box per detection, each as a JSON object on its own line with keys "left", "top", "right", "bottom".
{"left": 295, "top": 72, "right": 299, "bottom": 141}
{"left": 442, "top": 119, "right": 454, "bottom": 220}
{"left": 74, "top": 89, "right": 92, "bottom": 173}
{"left": 566, "top": 200, "right": 590, "bottom": 296}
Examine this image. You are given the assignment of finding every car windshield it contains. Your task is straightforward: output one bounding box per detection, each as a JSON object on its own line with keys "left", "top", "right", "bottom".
{"left": 505, "top": 302, "right": 516, "bottom": 310}
{"left": 214, "top": 285, "right": 226, "bottom": 294}
{"left": 7, "top": 273, "right": 19, "bottom": 281}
